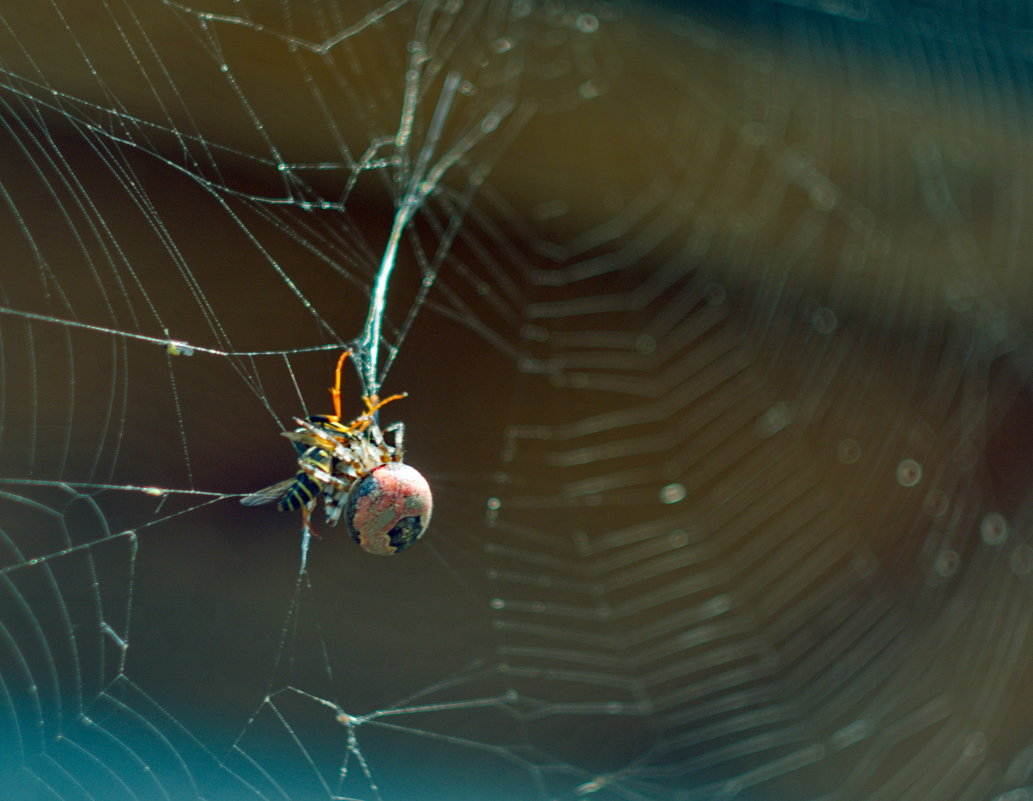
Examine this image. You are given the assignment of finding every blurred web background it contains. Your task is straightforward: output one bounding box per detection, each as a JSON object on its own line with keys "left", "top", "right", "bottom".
{"left": 1, "top": 1, "right": 1033, "bottom": 800}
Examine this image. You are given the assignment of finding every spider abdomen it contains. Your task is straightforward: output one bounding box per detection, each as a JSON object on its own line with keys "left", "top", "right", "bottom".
{"left": 344, "top": 462, "right": 432, "bottom": 556}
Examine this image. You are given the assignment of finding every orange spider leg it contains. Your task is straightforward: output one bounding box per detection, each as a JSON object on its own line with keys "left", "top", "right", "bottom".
{"left": 327, "top": 349, "right": 353, "bottom": 422}
{"left": 325, "top": 348, "right": 408, "bottom": 431}
{"left": 343, "top": 392, "right": 408, "bottom": 433}
{"left": 365, "top": 392, "right": 407, "bottom": 415}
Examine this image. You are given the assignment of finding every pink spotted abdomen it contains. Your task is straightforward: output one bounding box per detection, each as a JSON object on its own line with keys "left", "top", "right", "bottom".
{"left": 344, "top": 462, "right": 433, "bottom": 556}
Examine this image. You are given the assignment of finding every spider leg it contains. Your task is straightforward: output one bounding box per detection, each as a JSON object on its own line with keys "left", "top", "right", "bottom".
{"left": 364, "top": 392, "right": 407, "bottom": 416}
{"left": 344, "top": 391, "right": 409, "bottom": 434}
{"left": 327, "top": 349, "right": 353, "bottom": 423}
{"left": 321, "top": 349, "right": 408, "bottom": 434}
{"left": 325, "top": 485, "right": 350, "bottom": 526}
{"left": 381, "top": 421, "right": 405, "bottom": 460}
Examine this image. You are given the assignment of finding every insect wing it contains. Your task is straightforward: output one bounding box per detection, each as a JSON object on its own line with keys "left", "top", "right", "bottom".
{"left": 240, "top": 478, "right": 296, "bottom": 506}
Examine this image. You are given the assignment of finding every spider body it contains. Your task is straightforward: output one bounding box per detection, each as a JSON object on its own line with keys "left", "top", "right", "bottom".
{"left": 242, "top": 351, "right": 432, "bottom": 556}
{"left": 344, "top": 463, "right": 433, "bottom": 555}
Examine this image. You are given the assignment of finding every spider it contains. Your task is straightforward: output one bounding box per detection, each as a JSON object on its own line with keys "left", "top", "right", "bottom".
{"left": 241, "top": 350, "right": 432, "bottom": 556}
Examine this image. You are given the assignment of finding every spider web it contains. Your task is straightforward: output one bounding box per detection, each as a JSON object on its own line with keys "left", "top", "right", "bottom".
{"left": 1, "top": 1, "right": 1033, "bottom": 800}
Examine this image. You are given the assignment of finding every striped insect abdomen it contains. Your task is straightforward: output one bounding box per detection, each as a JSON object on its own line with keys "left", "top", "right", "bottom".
{"left": 277, "top": 446, "right": 333, "bottom": 512}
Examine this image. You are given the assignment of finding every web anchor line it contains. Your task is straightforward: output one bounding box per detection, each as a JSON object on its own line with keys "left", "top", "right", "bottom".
{"left": 352, "top": 70, "right": 463, "bottom": 397}
{"left": 351, "top": 69, "right": 515, "bottom": 396}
